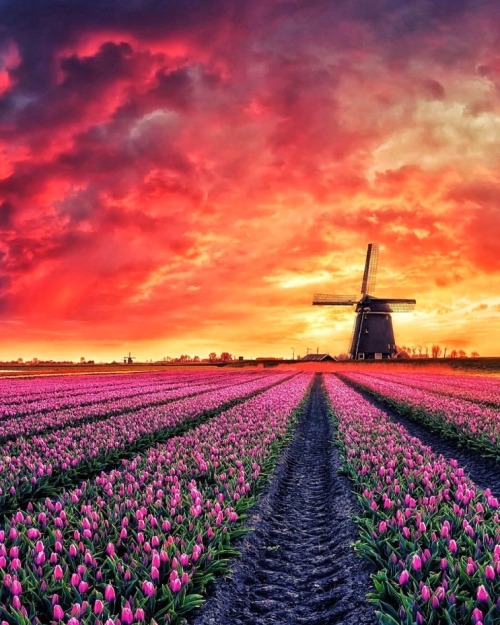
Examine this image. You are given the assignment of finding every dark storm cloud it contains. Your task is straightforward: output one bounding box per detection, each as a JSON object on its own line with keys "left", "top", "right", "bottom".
{"left": 60, "top": 41, "right": 135, "bottom": 91}
{"left": 0, "top": 201, "right": 15, "bottom": 229}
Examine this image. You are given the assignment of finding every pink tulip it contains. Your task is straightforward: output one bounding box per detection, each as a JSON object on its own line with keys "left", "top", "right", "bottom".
{"left": 142, "top": 580, "right": 155, "bottom": 596}
{"left": 53, "top": 565, "right": 64, "bottom": 580}
{"left": 412, "top": 554, "right": 422, "bottom": 571}
{"left": 477, "top": 585, "right": 489, "bottom": 602}
{"left": 104, "top": 584, "right": 116, "bottom": 602}
{"left": 398, "top": 569, "right": 409, "bottom": 585}
{"left": 10, "top": 580, "right": 22, "bottom": 596}
{"left": 421, "top": 585, "right": 430, "bottom": 601}
{"left": 485, "top": 565, "right": 495, "bottom": 581}
{"left": 121, "top": 607, "right": 133, "bottom": 625}
{"left": 94, "top": 599, "right": 104, "bottom": 615}
{"left": 53, "top": 604, "right": 64, "bottom": 621}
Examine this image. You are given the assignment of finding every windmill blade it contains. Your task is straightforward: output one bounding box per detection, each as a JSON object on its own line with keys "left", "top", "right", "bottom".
{"left": 376, "top": 298, "right": 416, "bottom": 312}
{"left": 360, "top": 243, "right": 379, "bottom": 295}
{"left": 313, "top": 294, "right": 357, "bottom": 306}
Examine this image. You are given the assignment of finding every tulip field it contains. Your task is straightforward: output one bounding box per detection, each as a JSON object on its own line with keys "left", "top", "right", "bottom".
{"left": 0, "top": 367, "right": 499, "bottom": 624}
{"left": 339, "top": 371, "right": 500, "bottom": 458}
{"left": 325, "top": 372, "right": 500, "bottom": 625}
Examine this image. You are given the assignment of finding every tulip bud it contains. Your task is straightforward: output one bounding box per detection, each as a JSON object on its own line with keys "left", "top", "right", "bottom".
{"left": 53, "top": 604, "right": 64, "bottom": 621}
{"left": 104, "top": 584, "right": 116, "bottom": 602}
{"left": 10, "top": 580, "right": 22, "bottom": 596}
{"left": 412, "top": 554, "right": 422, "bottom": 571}
{"left": 485, "top": 565, "right": 495, "bottom": 581}
{"left": 142, "top": 580, "right": 155, "bottom": 597}
{"left": 53, "top": 565, "right": 64, "bottom": 580}
{"left": 477, "top": 585, "right": 489, "bottom": 602}
{"left": 398, "top": 569, "right": 410, "bottom": 585}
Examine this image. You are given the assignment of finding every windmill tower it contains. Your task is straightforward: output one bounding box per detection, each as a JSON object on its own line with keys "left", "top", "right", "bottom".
{"left": 312, "top": 243, "right": 416, "bottom": 359}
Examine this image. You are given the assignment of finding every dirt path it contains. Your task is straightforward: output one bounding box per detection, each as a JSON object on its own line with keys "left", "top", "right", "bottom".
{"left": 190, "top": 375, "right": 378, "bottom": 625}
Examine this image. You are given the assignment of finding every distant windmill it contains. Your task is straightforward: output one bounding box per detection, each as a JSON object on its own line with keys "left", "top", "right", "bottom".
{"left": 123, "top": 352, "right": 136, "bottom": 364}
{"left": 312, "top": 243, "right": 416, "bottom": 359}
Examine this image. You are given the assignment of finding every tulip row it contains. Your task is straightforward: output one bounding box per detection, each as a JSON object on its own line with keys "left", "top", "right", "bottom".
{"left": 362, "top": 372, "right": 500, "bottom": 408}
{"left": 324, "top": 374, "right": 500, "bottom": 625}
{"left": 0, "top": 372, "right": 293, "bottom": 515}
{"left": 0, "top": 372, "right": 166, "bottom": 405}
{"left": 0, "top": 372, "right": 312, "bottom": 624}
{"left": 340, "top": 372, "right": 500, "bottom": 459}
{"left": 0, "top": 371, "right": 249, "bottom": 419}
{"left": 0, "top": 372, "right": 264, "bottom": 441}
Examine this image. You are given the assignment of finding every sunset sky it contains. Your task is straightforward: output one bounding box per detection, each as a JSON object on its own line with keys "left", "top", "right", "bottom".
{"left": 1, "top": 0, "right": 499, "bottom": 362}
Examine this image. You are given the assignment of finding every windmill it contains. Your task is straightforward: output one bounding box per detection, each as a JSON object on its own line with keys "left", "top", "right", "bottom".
{"left": 123, "top": 352, "right": 136, "bottom": 364}
{"left": 312, "top": 243, "right": 416, "bottom": 359}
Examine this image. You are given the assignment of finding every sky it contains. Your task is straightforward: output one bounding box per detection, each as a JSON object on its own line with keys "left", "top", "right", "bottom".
{"left": 0, "top": 0, "right": 499, "bottom": 362}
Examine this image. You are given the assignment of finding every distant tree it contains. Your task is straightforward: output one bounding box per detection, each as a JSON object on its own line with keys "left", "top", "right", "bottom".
{"left": 396, "top": 346, "right": 411, "bottom": 358}
{"left": 220, "top": 352, "right": 232, "bottom": 361}
{"left": 193, "top": 355, "right": 200, "bottom": 362}
{"left": 471, "top": 351, "right": 480, "bottom": 358}
{"left": 336, "top": 353, "right": 350, "bottom": 361}
{"left": 449, "top": 350, "right": 458, "bottom": 358}
{"left": 208, "top": 352, "right": 218, "bottom": 362}
{"left": 431, "top": 344, "right": 442, "bottom": 359}
{"left": 458, "top": 350, "right": 467, "bottom": 358}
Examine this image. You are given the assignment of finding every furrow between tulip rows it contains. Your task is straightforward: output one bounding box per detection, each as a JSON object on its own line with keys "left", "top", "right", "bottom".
{"left": 324, "top": 374, "right": 500, "bottom": 625}
{"left": 0, "top": 373, "right": 268, "bottom": 442}
{"left": 0, "top": 373, "right": 313, "bottom": 625}
{"left": 362, "top": 372, "right": 500, "bottom": 408}
{"left": 339, "top": 372, "right": 500, "bottom": 461}
{"left": 0, "top": 372, "right": 294, "bottom": 517}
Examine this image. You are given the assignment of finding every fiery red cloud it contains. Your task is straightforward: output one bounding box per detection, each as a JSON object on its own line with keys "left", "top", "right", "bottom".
{"left": 0, "top": 0, "right": 499, "bottom": 361}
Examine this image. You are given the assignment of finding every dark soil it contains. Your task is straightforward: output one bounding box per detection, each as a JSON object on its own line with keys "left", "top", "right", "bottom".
{"left": 341, "top": 377, "right": 500, "bottom": 499}
{"left": 190, "top": 375, "right": 378, "bottom": 625}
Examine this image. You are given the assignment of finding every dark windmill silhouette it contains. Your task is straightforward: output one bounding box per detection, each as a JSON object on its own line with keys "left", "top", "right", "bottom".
{"left": 312, "top": 243, "right": 416, "bottom": 359}
{"left": 123, "top": 352, "right": 136, "bottom": 364}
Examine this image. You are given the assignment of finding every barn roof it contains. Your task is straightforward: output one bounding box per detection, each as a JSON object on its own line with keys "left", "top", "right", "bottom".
{"left": 300, "top": 354, "right": 336, "bottom": 362}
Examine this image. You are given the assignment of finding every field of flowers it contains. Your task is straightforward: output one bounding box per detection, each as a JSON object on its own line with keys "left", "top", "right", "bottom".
{"left": 339, "top": 372, "right": 500, "bottom": 459}
{"left": 0, "top": 370, "right": 312, "bottom": 623}
{"left": 1, "top": 367, "right": 499, "bottom": 625}
{"left": 0, "top": 371, "right": 292, "bottom": 515}
{"left": 324, "top": 374, "right": 500, "bottom": 625}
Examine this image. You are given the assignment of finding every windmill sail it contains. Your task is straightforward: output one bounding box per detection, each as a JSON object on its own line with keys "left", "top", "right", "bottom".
{"left": 360, "top": 243, "right": 379, "bottom": 295}
{"left": 312, "top": 294, "right": 357, "bottom": 305}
